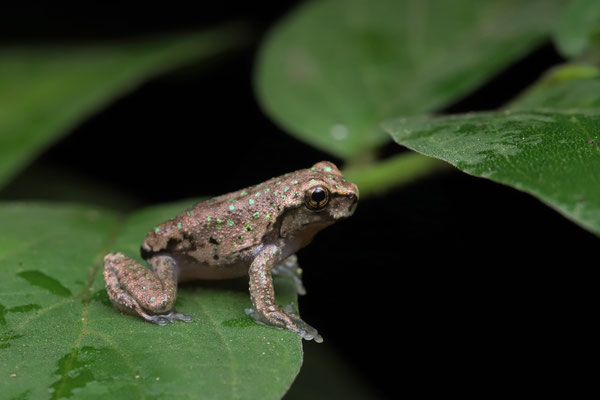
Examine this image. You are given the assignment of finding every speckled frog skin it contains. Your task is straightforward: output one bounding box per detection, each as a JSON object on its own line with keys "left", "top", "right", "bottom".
{"left": 103, "top": 161, "right": 358, "bottom": 342}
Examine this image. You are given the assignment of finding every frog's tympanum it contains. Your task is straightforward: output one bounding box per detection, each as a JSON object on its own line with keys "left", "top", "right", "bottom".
{"left": 103, "top": 161, "right": 358, "bottom": 342}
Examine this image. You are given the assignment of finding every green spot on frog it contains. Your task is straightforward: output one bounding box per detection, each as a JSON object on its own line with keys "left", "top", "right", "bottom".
{"left": 324, "top": 166, "right": 332, "bottom": 172}
{"left": 264, "top": 188, "right": 270, "bottom": 193}
{"left": 255, "top": 192, "right": 261, "bottom": 197}
{"left": 141, "top": 286, "right": 146, "bottom": 290}
{"left": 310, "top": 167, "right": 316, "bottom": 171}
{"left": 253, "top": 212, "right": 260, "bottom": 218}
{"left": 229, "top": 204, "right": 235, "bottom": 211}
{"left": 177, "top": 222, "right": 182, "bottom": 229}
{"left": 265, "top": 213, "right": 271, "bottom": 220}
{"left": 150, "top": 296, "right": 156, "bottom": 302}
{"left": 310, "top": 179, "right": 316, "bottom": 183}
{"left": 227, "top": 220, "right": 234, "bottom": 226}
{"left": 217, "top": 218, "right": 222, "bottom": 223}
{"left": 249, "top": 199, "right": 255, "bottom": 205}
{"left": 206, "top": 217, "right": 212, "bottom": 222}
{"left": 187, "top": 210, "right": 194, "bottom": 216}
{"left": 154, "top": 227, "right": 160, "bottom": 233}
{"left": 284, "top": 186, "right": 290, "bottom": 192}
{"left": 291, "top": 180, "right": 298, "bottom": 185}
{"left": 274, "top": 190, "right": 279, "bottom": 195}
{"left": 276, "top": 181, "right": 281, "bottom": 185}
{"left": 240, "top": 190, "right": 248, "bottom": 196}
{"left": 216, "top": 224, "right": 222, "bottom": 230}
{"left": 244, "top": 222, "right": 253, "bottom": 232}
{"left": 127, "top": 265, "right": 136, "bottom": 270}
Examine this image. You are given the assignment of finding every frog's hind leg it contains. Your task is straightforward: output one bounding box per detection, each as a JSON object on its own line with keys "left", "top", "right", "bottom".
{"left": 272, "top": 254, "right": 306, "bottom": 295}
{"left": 103, "top": 252, "right": 191, "bottom": 326}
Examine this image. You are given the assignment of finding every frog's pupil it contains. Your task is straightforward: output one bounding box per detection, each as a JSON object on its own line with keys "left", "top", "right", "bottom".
{"left": 311, "top": 188, "right": 326, "bottom": 203}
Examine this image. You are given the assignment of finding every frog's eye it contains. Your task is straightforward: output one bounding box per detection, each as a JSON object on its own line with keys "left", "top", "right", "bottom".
{"left": 305, "top": 185, "right": 330, "bottom": 210}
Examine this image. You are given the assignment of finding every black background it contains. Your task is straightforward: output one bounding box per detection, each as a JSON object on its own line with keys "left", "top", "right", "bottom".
{"left": 3, "top": 2, "right": 596, "bottom": 398}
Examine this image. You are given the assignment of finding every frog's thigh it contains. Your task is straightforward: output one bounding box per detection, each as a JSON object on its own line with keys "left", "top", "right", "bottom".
{"left": 103, "top": 252, "right": 176, "bottom": 316}
{"left": 103, "top": 254, "right": 148, "bottom": 317}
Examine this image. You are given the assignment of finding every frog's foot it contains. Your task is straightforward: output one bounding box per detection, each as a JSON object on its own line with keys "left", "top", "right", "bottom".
{"left": 103, "top": 252, "right": 188, "bottom": 325}
{"left": 245, "top": 305, "right": 323, "bottom": 343}
{"left": 272, "top": 255, "right": 306, "bottom": 295}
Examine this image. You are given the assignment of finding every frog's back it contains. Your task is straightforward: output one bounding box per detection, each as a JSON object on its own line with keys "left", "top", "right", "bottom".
{"left": 141, "top": 176, "right": 291, "bottom": 266}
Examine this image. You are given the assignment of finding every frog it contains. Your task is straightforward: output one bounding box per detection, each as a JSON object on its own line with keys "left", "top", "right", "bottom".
{"left": 103, "top": 161, "right": 358, "bottom": 342}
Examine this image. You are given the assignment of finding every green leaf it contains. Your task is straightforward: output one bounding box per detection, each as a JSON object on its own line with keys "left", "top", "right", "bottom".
{"left": 1, "top": 201, "right": 301, "bottom": 400}
{"left": 508, "top": 64, "right": 600, "bottom": 110}
{"left": 554, "top": 0, "right": 600, "bottom": 58}
{"left": 255, "top": 0, "right": 563, "bottom": 160}
{"left": 383, "top": 110, "right": 600, "bottom": 236}
{"left": 0, "top": 27, "right": 245, "bottom": 190}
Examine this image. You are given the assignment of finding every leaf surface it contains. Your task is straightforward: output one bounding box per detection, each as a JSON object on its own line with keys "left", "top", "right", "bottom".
{"left": 255, "top": 0, "right": 563, "bottom": 159}
{"left": 384, "top": 110, "right": 600, "bottom": 235}
{"left": 0, "top": 201, "right": 301, "bottom": 400}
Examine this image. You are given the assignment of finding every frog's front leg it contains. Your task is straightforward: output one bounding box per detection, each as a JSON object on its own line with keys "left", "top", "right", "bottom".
{"left": 103, "top": 252, "right": 191, "bottom": 326}
{"left": 272, "top": 254, "right": 306, "bottom": 295}
{"left": 247, "top": 245, "right": 322, "bottom": 342}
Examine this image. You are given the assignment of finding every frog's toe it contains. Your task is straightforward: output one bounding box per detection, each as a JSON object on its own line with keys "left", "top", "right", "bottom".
{"left": 146, "top": 311, "right": 192, "bottom": 325}
{"left": 283, "top": 304, "right": 323, "bottom": 343}
{"left": 163, "top": 311, "right": 193, "bottom": 323}
{"left": 246, "top": 306, "right": 323, "bottom": 343}
{"left": 146, "top": 315, "right": 169, "bottom": 326}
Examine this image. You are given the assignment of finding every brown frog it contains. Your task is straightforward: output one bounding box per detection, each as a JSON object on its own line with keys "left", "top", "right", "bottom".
{"left": 103, "top": 161, "right": 358, "bottom": 342}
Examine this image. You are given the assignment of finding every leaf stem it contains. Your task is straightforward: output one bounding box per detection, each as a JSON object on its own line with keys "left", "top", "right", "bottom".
{"left": 342, "top": 152, "right": 449, "bottom": 199}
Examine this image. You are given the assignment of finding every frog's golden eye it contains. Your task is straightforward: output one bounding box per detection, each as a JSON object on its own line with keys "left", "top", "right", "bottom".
{"left": 305, "top": 185, "right": 329, "bottom": 210}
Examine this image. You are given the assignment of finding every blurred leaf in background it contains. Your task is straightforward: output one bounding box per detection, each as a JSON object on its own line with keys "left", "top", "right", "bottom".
{"left": 554, "top": 0, "right": 600, "bottom": 58}
{"left": 0, "top": 26, "right": 245, "bottom": 190}
{"left": 255, "top": 0, "right": 564, "bottom": 162}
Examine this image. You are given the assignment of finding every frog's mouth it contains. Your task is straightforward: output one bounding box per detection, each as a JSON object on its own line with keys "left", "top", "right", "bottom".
{"left": 328, "top": 193, "right": 358, "bottom": 219}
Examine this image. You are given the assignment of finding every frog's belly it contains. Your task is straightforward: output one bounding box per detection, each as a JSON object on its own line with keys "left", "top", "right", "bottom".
{"left": 173, "top": 254, "right": 249, "bottom": 281}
